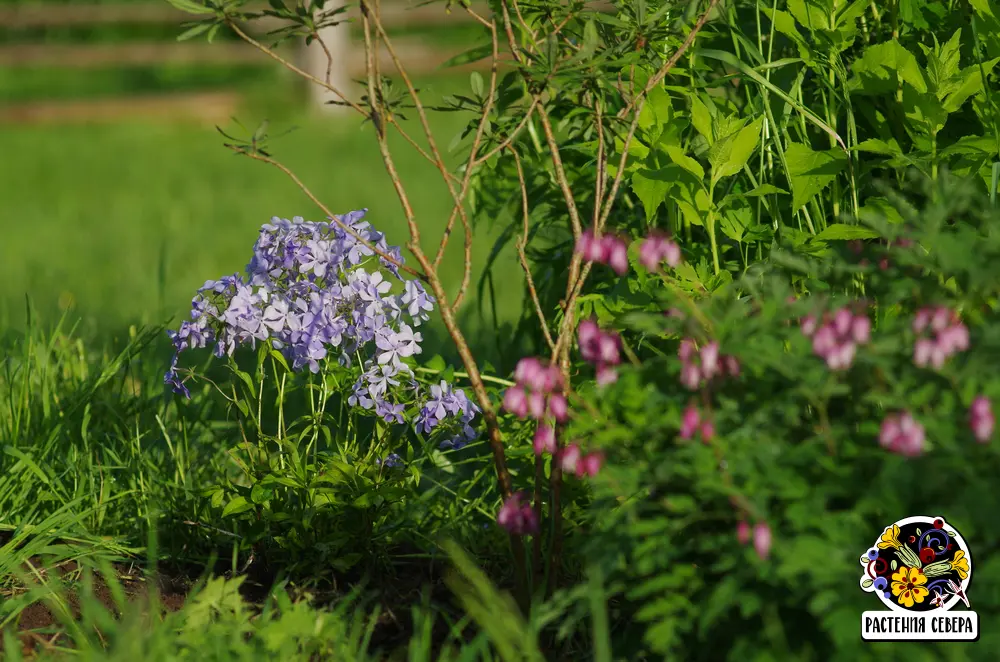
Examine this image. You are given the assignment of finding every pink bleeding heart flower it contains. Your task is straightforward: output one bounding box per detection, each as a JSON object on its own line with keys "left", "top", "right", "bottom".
{"left": 533, "top": 424, "right": 557, "bottom": 456}
{"left": 496, "top": 492, "right": 538, "bottom": 536}
{"left": 753, "top": 522, "right": 772, "bottom": 560}
{"left": 700, "top": 342, "right": 720, "bottom": 380}
{"left": 577, "top": 452, "right": 604, "bottom": 478}
{"left": 679, "top": 405, "right": 700, "bottom": 440}
{"left": 559, "top": 443, "right": 582, "bottom": 475}
{"left": 502, "top": 385, "right": 528, "bottom": 418}
{"left": 699, "top": 418, "right": 715, "bottom": 443}
{"left": 527, "top": 390, "right": 546, "bottom": 419}
{"left": 596, "top": 364, "right": 618, "bottom": 387}
{"left": 575, "top": 228, "right": 607, "bottom": 263}
{"left": 879, "top": 411, "right": 925, "bottom": 457}
{"left": 970, "top": 396, "right": 994, "bottom": 443}
{"left": 737, "top": 520, "right": 751, "bottom": 546}
{"left": 603, "top": 235, "right": 630, "bottom": 276}
{"left": 546, "top": 393, "right": 569, "bottom": 423}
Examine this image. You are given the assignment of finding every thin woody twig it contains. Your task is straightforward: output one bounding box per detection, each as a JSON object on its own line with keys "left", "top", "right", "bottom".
{"left": 228, "top": 147, "right": 423, "bottom": 279}
{"left": 535, "top": 106, "right": 585, "bottom": 241}
{"left": 617, "top": 0, "right": 721, "bottom": 119}
{"left": 473, "top": 97, "right": 540, "bottom": 166}
{"left": 360, "top": 0, "right": 475, "bottom": 306}
{"left": 544, "top": 0, "right": 720, "bottom": 595}
{"left": 432, "top": 15, "right": 503, "bottom": 313}
{"left": 511, "top": 149, "right": 556, "bottom": 351}
{"left": 358, "top": 0, "right": 530, "bottom": 611}
{"left": 226, "top": 20, "right": 366, "bottom": 116}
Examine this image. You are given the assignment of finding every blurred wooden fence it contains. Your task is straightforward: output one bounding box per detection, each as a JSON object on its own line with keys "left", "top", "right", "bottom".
{"left": 0, "top": 1, "right": 495, "bottom": 123}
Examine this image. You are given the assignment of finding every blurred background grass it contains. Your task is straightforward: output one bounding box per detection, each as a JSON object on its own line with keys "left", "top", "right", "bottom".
{"left": 0, "top": 0, "right": 524, "bottom": 367}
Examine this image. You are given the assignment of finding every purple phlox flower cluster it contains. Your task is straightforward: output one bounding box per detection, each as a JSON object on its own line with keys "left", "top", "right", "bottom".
{"left": 879, "top": 411, "right": 925, "bottom": 457}
{"left": 638, "top": 231, "right": 682, "bottom": 271}
{"left": 575, "top": 227, "right": 630, "bottom": 276}
{"left": 677, "top": 338, "right": 740, "bottom": 390}
{"left": 577, "top": 319, "right": 622, "bottom": 386}
{"left": 800, "top": 306, "right": 871, "bottom": 371}
{"left": 165, "top": 210, "right": 435, "bottom": 392}
{"left": 970, "top": 396, "right": 994, "bottom": 443}
{"left": 496, "top": 491, "right": 538, "bottom": 536}
{"left": 414, "top": 380, "right": 480, "bottom": 450}
{"left": 912, "top": 306, "right": 969, "bottom": 369}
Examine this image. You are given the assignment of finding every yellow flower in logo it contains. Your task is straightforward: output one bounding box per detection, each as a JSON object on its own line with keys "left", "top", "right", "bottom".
{"left": 891, "top": 566, "right": 929, "bottom": 608}
{"left": 950, "top": 550, "right": 970, "bottom": 580}
{"left": 878, "top": 524, "right": 902, "bottom": 549}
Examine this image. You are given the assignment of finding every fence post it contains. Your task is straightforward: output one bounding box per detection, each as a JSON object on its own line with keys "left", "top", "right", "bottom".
{"left": 301, "top": 1, "right": 351, "bottom": 113}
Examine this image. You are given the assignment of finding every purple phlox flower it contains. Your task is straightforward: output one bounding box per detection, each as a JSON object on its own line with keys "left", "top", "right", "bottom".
{"left": 375, "top": 323, "right": 423, "bottom": 369}
{"left": 375, "top": 399, "right": 406, "bottom": 425}
{"left": 348, "top": 377, "right": 375, "bottom": 409}
{"left": 167, "top": 317, "right": 213, "bottom": 353}
{"left": 377, "top": 453, "right": 403, "bottom": 468}
{"left": 262, "top": 294, "right": 290, "bottom": 334}
{"left": 401, "top": 280, "right": 435, "bottom": 325}
{"left": 364, "top": 362, "right": 401, "bottom": 399}
{"left": 164, "top": 355, "right": 190, "bottom": 398}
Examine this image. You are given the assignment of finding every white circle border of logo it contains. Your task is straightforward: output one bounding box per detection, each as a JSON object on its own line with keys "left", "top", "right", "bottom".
{"left": 862, "top": 515, "right": 973, "bottom": 613}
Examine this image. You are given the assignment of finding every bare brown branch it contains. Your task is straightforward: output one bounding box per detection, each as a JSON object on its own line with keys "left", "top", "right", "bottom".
{"left": 228, "top": 147, "right": 423, "bottom": 279}
{"left": 511, "top": 149, "right": 556, "bottom": 351}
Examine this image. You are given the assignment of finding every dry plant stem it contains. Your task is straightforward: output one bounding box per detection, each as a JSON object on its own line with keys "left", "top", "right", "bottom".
{"left": 226, "top": 20, "right": 365, "bottom": 116}
{"left": 511, "top": 149, "right": 557, "bottom": 350}
{"left": 544, "top": 0, "right": 720, "bottom": 593}
{"left": 618, "top": 0, "right": 721, "bottom": 120}
{"left": 358, "top": 2, "right": 530, "bottom": 610}
{"left": 535, "top": 106, "right": 585, "bottom": 242}
{"left": 473, "top": 97, "right": 540, "bottom": 166}
{"left": 431, "top": 16, "right": 503, "bottom": 314}
{"left": 360, "top": 0, "right": 476, "bottom": 311}
{"left": 386, "top": 115, "right": 462, "bottom": 184}
{"left": 229, "top": 18, "right": 445, "bottom": 180}
{"left": 230, "top": 149, "right": 423, "bottom": 279}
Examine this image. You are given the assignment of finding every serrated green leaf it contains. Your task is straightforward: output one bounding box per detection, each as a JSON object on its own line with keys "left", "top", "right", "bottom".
{"left": 631, "top": 169, "right": 673, "bottom": 221}
{"left": 784, "top": 141, "right": 848, "bottom": 211}
{"left": 710, "top": 115, "right": 764, "bottom": 185}
{"left": 688, "top": 94, "right": 714, "bottom": 145}
{"left": 663, "top": 145, "right": 704, "bottom": 180}
{"left": 851, "top": 40, "right": 927, "bottom": 94}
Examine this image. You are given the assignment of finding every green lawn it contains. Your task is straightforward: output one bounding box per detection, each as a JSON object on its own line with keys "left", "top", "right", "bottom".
{"left": 0, "top": 76, "right": 525, "bottom": 363}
